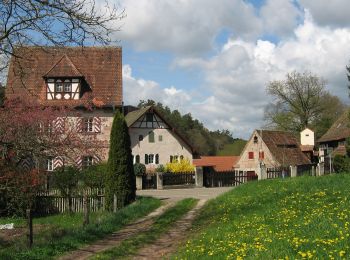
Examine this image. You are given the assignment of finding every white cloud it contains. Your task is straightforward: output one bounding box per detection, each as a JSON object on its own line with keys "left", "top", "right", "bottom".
{"left": 123, "top": 64, "right": 192, "bottom": 111}
{"left": 299, "top": 0, "right": 350, "bottom": 27}
{"left": 260, "top": 0, "right": 301, "bottom": 36}
{"left": 116, "top": 0, "right": 261, "bottom": 54}
{"left": 175, "top": 12, "right": 350, "bottom": 138}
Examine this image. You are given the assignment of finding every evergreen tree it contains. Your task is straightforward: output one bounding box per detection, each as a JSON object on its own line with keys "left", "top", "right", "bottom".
{"left": 106, "top": 111, "right": 136, "bottom": 211}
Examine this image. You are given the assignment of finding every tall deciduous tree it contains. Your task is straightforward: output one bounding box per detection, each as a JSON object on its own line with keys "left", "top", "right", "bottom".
{"left": 264, "top": 71, "right": 345, "bottom": 137}
{"left": 106, "top": 111, "right": 135, "bottom": 211}
{"left": 0, "top": 0, "right": 124, "bottom": 72}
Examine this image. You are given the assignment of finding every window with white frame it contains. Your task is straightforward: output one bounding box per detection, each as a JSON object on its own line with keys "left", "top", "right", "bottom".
{"left": 148, "top": 154, "right": 154, "bottom": 164}
{"left": 46, "top": 157, "right": 54, "bottom": 171}
{"left": 83, "top": 118, "right": 94, "bottom": 132}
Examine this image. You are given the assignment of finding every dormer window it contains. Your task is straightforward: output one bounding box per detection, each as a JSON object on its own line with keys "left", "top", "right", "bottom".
{"left": 46, "top": 78, "right": 80, "bottom": 100}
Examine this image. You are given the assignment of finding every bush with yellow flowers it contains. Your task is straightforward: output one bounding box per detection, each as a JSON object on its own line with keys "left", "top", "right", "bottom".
{"left": 165, "top": 158, "right": 195, "bottom": 173}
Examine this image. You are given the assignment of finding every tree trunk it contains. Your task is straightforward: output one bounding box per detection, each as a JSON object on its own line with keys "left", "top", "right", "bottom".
{"left": 26, "top": 209, "right": 33, "bottom": 248}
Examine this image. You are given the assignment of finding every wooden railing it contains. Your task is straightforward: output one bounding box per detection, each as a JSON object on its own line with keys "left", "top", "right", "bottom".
{"left": 162, "top": 172, "right": 195, "bottom": 186}
{"left": 204, "top": 170, "right": 258, "bottom": 187}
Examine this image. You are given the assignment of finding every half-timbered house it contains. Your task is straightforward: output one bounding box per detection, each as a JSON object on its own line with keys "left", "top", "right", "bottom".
{"left": 236, "top": 130, "right": 311, "bottom": 179}
{"left": 5, "top": 46, "right": 122, "bottom": 171}
{"left": 125, "top": 106, "right": 193, "bottom": 170}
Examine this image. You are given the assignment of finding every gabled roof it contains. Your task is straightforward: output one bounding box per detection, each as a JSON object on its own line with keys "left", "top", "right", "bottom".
{"left": 125, "top": 106, "right": 152, "bottom": 127}
{"left": 6, "top": 46, "right": 122, "bottom": 107}
{"left": 193, "top": 156, "right": 239, "bottom": 171}
{"left": 318, "top": 110, "right": 350, "bottom": 143}
{"left": 44, "top": 54, "right": 83, "bottom": 78}
{"left": 125, "top": 106, "right": 194, "bottom": 152}
{"left": 256, "top": 130, "right": 310, "bottom": 166}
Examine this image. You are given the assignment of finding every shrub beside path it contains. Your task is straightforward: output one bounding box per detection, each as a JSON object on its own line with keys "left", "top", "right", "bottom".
{"left": 58, "top": 200, "right": 176, "bottom": 260}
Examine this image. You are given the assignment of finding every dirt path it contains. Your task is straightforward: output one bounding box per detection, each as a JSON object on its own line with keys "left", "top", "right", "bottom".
{"left": 131, "top": 199, "right": 207, "bottom": 260}
{"left": 58, "top": 200, "right": 176, "bottom": 260}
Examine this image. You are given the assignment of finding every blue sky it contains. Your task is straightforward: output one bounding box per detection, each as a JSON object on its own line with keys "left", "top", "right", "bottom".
{"left": 109, "top": 0, "right": 350, "bottom": 139}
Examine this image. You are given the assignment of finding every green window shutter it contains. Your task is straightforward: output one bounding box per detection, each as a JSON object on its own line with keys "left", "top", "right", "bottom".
{"left": 145, "top": 154, "right": 149, "bottom": 165}
{"left": 136, "top": 155, "right": 140, "bottom": 163}
{"left": 149, "top": 131, "right": 155, "bottom": 143}
{"left": 155, "top": 154, "right": 159, "bottom": 164}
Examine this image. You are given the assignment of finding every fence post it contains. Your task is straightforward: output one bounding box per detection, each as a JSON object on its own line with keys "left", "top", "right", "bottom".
{"left": 259, "top": 164, "right": 266, "bottom": 180}
{"left": 136, "top": 175, "right": 143, "bottom": 190}
{"left": 317, "top": 163, "right": 324, "bottom": 176}
{"left": 156, "top": 172, "right": 163, "bottom": 190}
{"left": 26, "top": 209, "right": 33, "bottom": 248}
{"left": 113, "top": 194, "right": 117, "bottom": 213}
{"left": 83, "top": 193, "right": 89, "bottom": 226}
{"left": 311, "top": 165, "right": 316, "bottom": 176}
{"left": 195, "top": 167, "right": 204, "bottom": 187}
{"left": 290, "top": 165, "right": 297, "bottom": 177}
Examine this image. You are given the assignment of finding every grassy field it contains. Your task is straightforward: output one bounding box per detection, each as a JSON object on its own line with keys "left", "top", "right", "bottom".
{"left": 93, "top": 198, "right": 197, "bottom": 259}
{"left": 173, "top": 174, "right": 350, "bottom": 259}
{"left": 217, "top": 139, "right": 247, "bottom": 156}
{"left": 0, "top": 197, "right": 160, "bottom": 260}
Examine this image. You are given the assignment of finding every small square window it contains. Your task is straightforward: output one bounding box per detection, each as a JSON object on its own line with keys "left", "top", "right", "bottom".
{"left": 55, "top": 82, "right": 63, "bottom": 92}
{"left": 64, "top": 82, "right": 72, "bottom": 92}
{"left": 158, "top": 135, "right": 163, "bottom": 142}
{"left": 248, "top": 152, "right": 254, "bottom": 159}
{"left": 82, "top": 156, "right": 93, "bottom": 169}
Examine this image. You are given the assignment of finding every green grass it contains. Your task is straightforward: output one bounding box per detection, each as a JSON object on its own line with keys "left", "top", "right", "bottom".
{"left": 92, "top": 198, "right": 198, "bottom": 260}
{"left": 217, "top": 139, "right": 247, "bottom": 156}
{"left": 173, "top": 174, "right": 350, "bottom": 259}
{"left": 0, "top": 196, "right": 161, "bottom": 260}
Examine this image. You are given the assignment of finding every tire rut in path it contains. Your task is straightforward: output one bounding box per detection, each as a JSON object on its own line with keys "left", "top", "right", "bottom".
{"left": 131, "top": 199, "right": 206, "bottom": 260}
{"left": 58, "top": 200, "right": 176, "bottom": 260}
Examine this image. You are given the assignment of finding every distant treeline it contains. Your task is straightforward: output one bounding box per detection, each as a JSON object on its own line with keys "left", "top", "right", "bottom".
{"left": 138, "top": 100, "right": 236, "bottom": 156}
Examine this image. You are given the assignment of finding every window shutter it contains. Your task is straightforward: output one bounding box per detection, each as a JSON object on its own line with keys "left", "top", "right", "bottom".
{"left": 145, "top": 154, "right": 149, "bottom": 165}
{"left": 149, "top": 131, "right": 155, "bottom": 143}
{"left": 77, "top": 117, "right": 83, "bottom": 133}
{"left": 94, "top": 117, "right": 101, "bottom": 133}
{"left": 136, "top": 155, "right": 140, "bottom": 163}
{"left": 75, "top": 156, "right": 82, "bottom": 169}
{"left": 93, "top": 155, "right": 101, "bottom": 164}
{"left": 259, "top": 151, "right": 264, "bottom": 160}
{"left": 170, "top": 155, "right": 173, "bottom": 163}
{"left": 53, "top": 117, "right": 65, "bottom": 134}
{"left": 248, "top": 152, "right": 254, "bottom": 159}
{"left": 155, "top": 154, "right": 159, "bottom": 164}
{"left": 53, "top": 156, "right": 64, "bottom": 170}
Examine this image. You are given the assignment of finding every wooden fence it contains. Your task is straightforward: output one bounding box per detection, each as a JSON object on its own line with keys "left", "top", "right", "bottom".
{"left": 162, "top": 172, "right": 195, "bottom": 186}
{"left": 204, "top": 170, "right": 258, "bottom": 188}
{"left": 36, "top": 188, "right": 105, "bottom": 214}
{"left": 297, "top": 164, "right": 316, "bottom": 176}
{"left": 267, "top": 167, "right": 291, "bottom": 179}
{"left": 142, "top": 174, "right": 157, "bottom": 189}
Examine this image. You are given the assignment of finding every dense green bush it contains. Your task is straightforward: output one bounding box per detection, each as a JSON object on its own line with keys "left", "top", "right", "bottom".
{"left": 106, "top": 111, "right": 136, "bottom": 211}
{"left": 333, "top": 155, "right": 349, "bottom": 173}
{"left": 155, "top": 164, "right": 165, "bottom": 173}
{"left": 81, "top": 162, "right": 107, "bottom": 189}
{"left": 134, "top": 163, "right": 146, "bottom": 176}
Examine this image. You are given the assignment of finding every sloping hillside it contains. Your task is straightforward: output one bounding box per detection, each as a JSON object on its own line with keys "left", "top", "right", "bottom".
{"left": 174, "top": 174, "right": 350, "bottom": 259}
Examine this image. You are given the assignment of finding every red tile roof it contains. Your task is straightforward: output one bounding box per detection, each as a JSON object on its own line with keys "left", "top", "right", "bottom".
{"left": 6, "top": 46, "right": 122, "bottom": 107}
{"left": 258, "top": 130, "right": 311, "bottom": 166}
{"left": 300, "top": 145, "right": 314, "bottom": 152}
{"left": 193, "top": 156, "right": 240, "bottom": 171}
